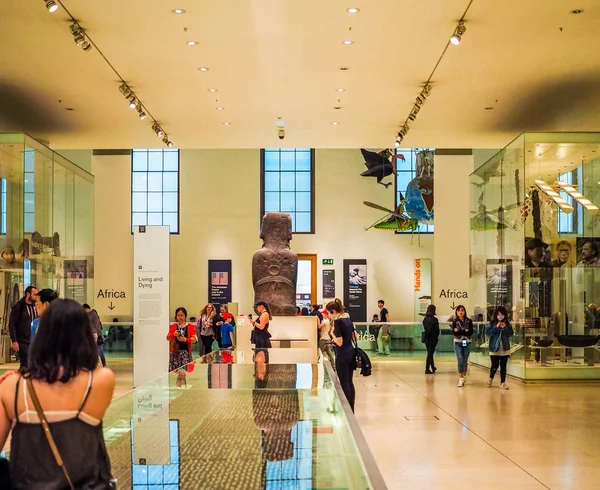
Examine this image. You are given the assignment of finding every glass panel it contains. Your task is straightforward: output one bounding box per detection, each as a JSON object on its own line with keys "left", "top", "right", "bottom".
{"left": 148, "top": 151, "right": 163, "bottom": 171}
{"left": 147, "top": 213, "right": 163, "bottom": 225}
{"left": 264, "top": 151, "right": 280, "bottom": 171}
{"left": 264, "top": 192, "right": 279, "bottom": 212}
{"left": 264, "top": 172, "right": 280, "bottom": 192}
{"left": 163, "top": 173, "right": 178, "bottom": 192}
{"left": 132, "top": 151, "right": 148, "bottom": 171}
{"left": 295, "top": 172, "right": 310, "bottom": 191}
{"left": 132, "top": 212, "right": 147, "bottom": 226}
{"left": 163, "top": 193, "right": 178, "bottom": 212}
{"left": 163, "top": 150, "right": 179, "bottom": 171}
{"left": 296, "top": 192, "right": 311, "bottom": 212}
{"left": 147, "top": 193, "right": 163, "bottom": 212}
{"left": 132, "top": 173, "right": 148, "bottom": 192}
{"left": 295, "top": 212, "right": 311, "bottom": 232}
{"left": 163, "top": 213, "right": 178, "bottom": 233}
{"left": 147, "top": 173, "right": 162, "bottom": 192}
{"left": 132, "top": 192, "right": 147, "bottom": 212}
{"left": 295, "top": 151, "right": 311, "bottom": 171}
{"left": 280, "top": 192, "right": 295, "bottom": 212}
{"left": 280, "top": 151, "right": 295, "bottom": 171}
{"left": 24, "top": 213, "right": 34, "bottom": 233}
{"left": 280, "top": 172, "right": 295, "bottom": 192}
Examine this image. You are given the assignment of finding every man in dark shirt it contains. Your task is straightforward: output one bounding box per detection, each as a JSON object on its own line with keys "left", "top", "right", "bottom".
{"left": 9, "top": 285, "right": 39, "bottom": 368}
{"left": 377, "top": 299, "right": 391, "bottom": 356}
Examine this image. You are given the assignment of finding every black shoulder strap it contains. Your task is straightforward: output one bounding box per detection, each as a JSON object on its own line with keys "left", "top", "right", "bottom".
{"left": 14, "top": 375, "right": 21, "bottom": 422}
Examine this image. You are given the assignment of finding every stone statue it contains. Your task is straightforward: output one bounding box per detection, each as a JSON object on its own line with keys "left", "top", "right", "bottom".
{"left": 252, "top": 213, "right": 298, "bottom": 316}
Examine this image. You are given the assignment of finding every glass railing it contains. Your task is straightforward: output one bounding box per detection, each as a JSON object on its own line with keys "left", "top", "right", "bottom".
{"left": 102, "top": 347, "right": 386, "bottom": 489}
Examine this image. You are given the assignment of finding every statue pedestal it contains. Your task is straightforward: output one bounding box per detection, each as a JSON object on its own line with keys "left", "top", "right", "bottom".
{"left": 236, "top": 315, "right": 319, "bottom": 351}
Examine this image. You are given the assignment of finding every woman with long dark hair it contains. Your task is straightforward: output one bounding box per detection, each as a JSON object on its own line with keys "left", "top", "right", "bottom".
{"left": 422, "top": 304, "right": 440, "bottom": 374}
{"left": 167, "top": 307, "right": 197, "bottom": 372}
{"left": 251, "top": 301, "right": 272, "bottom": 350}
{"left": 451, "top": 305, "right": 474, "bottom": 387}
{"left": 327, "top": 298, "right": 357, "bottom": 412}
{"left": 197, "top": 303, "right": 216, "bottom": 355}
{"left": 0, "top": 299, "right": 115, "bottom": 488}
{"left": 486, "top": 306, "right": 514, "bottom": 390}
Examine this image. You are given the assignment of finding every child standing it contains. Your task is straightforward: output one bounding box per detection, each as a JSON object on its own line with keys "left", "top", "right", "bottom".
{"left": 220, "top": 314, "right": 235, "bottom": 349}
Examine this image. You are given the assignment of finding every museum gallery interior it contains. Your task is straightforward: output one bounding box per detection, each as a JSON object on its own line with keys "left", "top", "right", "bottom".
{"left": 1, "top": 1, "right": 600, "bottom": 489}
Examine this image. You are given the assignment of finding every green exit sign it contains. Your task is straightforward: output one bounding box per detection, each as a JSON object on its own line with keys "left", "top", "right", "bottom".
{"left": 322, "top": 259, "right": 334, "bottom": 265}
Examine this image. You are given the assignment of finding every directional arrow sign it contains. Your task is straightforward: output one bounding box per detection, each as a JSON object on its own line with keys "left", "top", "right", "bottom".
{"left": 108, "top": 301, "right": 115, "bottom": 311}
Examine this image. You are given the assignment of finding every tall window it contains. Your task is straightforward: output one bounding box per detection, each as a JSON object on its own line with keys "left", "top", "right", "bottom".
{"left": 24, "top": 149, "right": 35, "bottom": 233}
{"left": 131, "top": 149, "right": 179, "bottom": 234}
{"left": 261, "top": 149, "right": 315, "bottom": 233}
{"left": 557, "top": 168, "right": 583, "bottom": 234}
{"left": 1, "top": 179, "right": 7, "bottom": 235}
{"left": 395, "top": 148, "right": 434, "bottom": 233}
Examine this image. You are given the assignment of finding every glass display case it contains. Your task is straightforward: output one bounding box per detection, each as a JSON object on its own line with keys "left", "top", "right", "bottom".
{"left": 469, "top": 132, "right": 600, "bottom": 380}
{"left": 0, "top": 133, "right": 94, "bottom": 363}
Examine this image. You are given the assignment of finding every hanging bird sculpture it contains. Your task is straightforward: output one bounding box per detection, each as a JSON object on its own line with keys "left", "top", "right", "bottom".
{"left": 359, "top": 149, "right": 401, "bottom": 188}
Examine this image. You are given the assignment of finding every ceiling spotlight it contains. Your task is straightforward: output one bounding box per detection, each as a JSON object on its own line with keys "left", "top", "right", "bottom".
{"left": 421, "top": 84, "right": 432, "bottom": 97}
{"left": 167, "top": 141, "right": 173, "bottom": 148}
{"left": 70, "top": 23, "right": 93, "bottom": 52}
{"left": 342, "top": 40, "right": 354, "bottom": 45}
{"left": 187, "top": 41, "right": 198, "bottom": 46}
{"left": 136, "top": 105, "right": 146, "bottom": 120}
{"left": 216, "top": 106, "right": 224, "bottom": 110}
{"left": 450, "top": 21, "right": 466, "bottom": 45}
{"left": 128, "top": 95, "right": 137, "bottom": 109}
{"left": 172, "top": 9, "right": 186, "bottom": 14}
{"left": 119, "top": 83, "right": 131, "bottom": 97}
{"left": 394, "top": 141, "right": 400, "bottom": 148}
{"left": 347, "top": 8, "right": 360, "bottom": 13}
{"left": 45, "top": 0, "right": 59, "bottom": 13}
{"left": 332, "top": 122, "right": 339, "bottom": 125}
{"left": 153, "top": 123, "right": 165, "bottom": 138}
{"left": 208, "top": 88, "right": 218, "bottom": 92}
{"left": 224, "top": 122, "right": 231, "bottom": 126}
{"left": 162, "top": 136, "right": 169, "bottom": 145}
{"left": 198, "top": 67, "right": 210, "bottom": 72}
{"left": 337, "top": 88, "right": 345, "bottom": 92}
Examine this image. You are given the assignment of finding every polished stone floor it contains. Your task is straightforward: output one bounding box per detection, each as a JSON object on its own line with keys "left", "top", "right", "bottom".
{"left": 356, "top": 358, "right": 600, "bottom": 490}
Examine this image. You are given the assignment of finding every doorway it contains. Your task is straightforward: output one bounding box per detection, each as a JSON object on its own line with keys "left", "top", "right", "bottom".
{"left": 297, "top": 254, "right": 317, "bottom": 312}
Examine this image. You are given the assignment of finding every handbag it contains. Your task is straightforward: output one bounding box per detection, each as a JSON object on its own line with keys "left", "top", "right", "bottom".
{"left": 26, "top": 377, "right": 75, "bottom": 490}
{"left": 352, "top": 338, "right": 372, "bottom": 377}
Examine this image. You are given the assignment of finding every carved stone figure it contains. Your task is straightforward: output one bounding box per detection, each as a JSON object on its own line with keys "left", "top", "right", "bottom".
{"left": 252, "top": 213, "right": 298, "bottom": 316}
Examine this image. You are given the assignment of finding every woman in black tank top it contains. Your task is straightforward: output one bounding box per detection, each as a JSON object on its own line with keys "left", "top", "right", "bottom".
{"left": 0, "top": 299, "right": 115, "bottom": 489}
{"left": 252, "top": 301, "right": 272, "bottom": 349}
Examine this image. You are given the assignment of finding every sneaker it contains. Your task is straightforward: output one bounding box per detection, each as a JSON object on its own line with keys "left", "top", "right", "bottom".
{"left": 500, "top": 383, "right": 509, "bottom": 390}
{"left": 457, "top": 378, "right": 464, "bottom": 387}
{"left": 462, "top": 377, "right": 467, "bottom": 386}
{"left": 486, "top": 378, "right": 493, "bottom": 388}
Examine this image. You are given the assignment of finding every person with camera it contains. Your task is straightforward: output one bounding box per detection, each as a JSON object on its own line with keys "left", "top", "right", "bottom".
{"left": 486, "top": 306, "right": 514, "bottom": 390}
{"left": 167, "top": 307, "right": 197, "bottom": 372}
{"left": 451, "top": 305, "right": 474, "bottom": 387}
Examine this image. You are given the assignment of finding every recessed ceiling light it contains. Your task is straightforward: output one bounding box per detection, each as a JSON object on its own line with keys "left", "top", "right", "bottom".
{"left": 332, "top": 122, "right": 339, "bottom": 125}
{"left": 208, "top": 88, "right": 218, "bottom": 92}
{"left": 187, "top": 41, "right": 198, "bottom": 46}
{"left": 333, "top": 106, "right": 342, "bottom": 110}
{"left": 172, "top": 9, "right": 186, "bottom": 14}
{"left": 570, "top": 9, "right": 584, "bottom": 14}
{"left": 198, "top": 67, "right": 209, "bottom": 71}
{"left": 347, "top": 8, "right": 360, "bottom": 14}
{"left": 342, "top": 40, "right": 354, "bottom": 45}
{"left": 339, "top": 67, "right": 350, "bottom": 71}
{"left": 216, "top": 107, "right": 224, "bottom": 110}
{"left": 337, "top": 88, "right": 345, "bottom": 92}
{"left": 224, "top": 122, "right": 231, "bottom": 126}
{"left": 65, "top": 107, "right": 74, "bottom": 111}
{"left": 484, "top": 107, "right": 494, "bottom": 110}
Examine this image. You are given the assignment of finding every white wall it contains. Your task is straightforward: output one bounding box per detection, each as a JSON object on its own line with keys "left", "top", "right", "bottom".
{"left": 91, "top": 149, "right": 434, "bottom": 322}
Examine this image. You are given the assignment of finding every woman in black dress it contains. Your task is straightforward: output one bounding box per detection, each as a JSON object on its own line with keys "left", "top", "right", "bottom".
{"left": 327, "top": 298, "right": 357, "bottom": 412}
{"left": 251, "top": 301, "right": 272, "bottom": 350}
{"left": 422, "top": 304, "right": 440, "bottom": 374}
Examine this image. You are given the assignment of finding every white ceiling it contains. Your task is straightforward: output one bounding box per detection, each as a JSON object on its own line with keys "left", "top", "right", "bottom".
{"left": 0, "top": 0, "right": 600, "bottom": 149}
